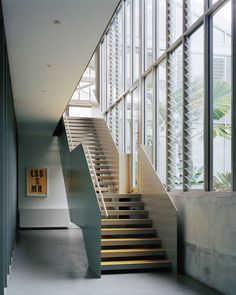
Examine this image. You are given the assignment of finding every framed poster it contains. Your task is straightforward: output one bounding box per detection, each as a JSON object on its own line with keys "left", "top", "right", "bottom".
{"left": 27, "top": 168, "right": 48, "bottom": 197}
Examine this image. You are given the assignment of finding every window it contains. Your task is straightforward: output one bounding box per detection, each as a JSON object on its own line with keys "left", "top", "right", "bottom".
{"left": 156, "top": 61, "right": 166, "bottom": 184}
{"left": 186, "top": 0, "right": 204, "bottom": 28}
{"left": 168, "top": 0, "right": 183, "bottom": 45}
{"left": 133, "top": 0, "right": 140, "bottom": 82}
{"left": 125, "top": 0, "right": 132, "bottom": 88}
{"left": 118, "top": 100, "right": 125, "bottom": 153}
{"left": 212, "top": 1, "right": 232, "bottom": 191}
{"left": 144, "top": 0, "right": 153, "bottom": 70}
{"left": 144, "top": 72, "right": 154, "bottom": 162}
{"left": 167, "top": 46, "right": 183, "bottom": 190}
{"left": 132, "top": 87, "right": 139, "bottom": 188}
{"left": 187, "top": 27, "right": 204, "bottom": 189}
{"left": 117, "top": 7, "right": 124, "bottom": 97}
{"left": 100, "top": 40, "right": 107, "bottom": 113}
{"left": 125, "top": 93, "right": 132, "bottom": 153}
{"left": 156, "top": 0, "right": 166, "bottom": 58}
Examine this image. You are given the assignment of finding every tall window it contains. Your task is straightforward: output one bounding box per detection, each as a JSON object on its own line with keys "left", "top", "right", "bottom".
{"left": 144, "top": 72, "right": 154, "bottom": 162}
{"left": 125, "top": 93, "right": 132, "bottom": 153}
{"left": 156, "top": 0, "right": 166, "bottom": 58}
{"left": 132, "top": 87, "right": 139, "bottom": 188}
{"left": 167, "top": 46, "right": 183, "bottom": 190}
{"left": 125, "top": 0, "right": 132, "bottom": 88}
{"left": 168, "top": 0, "right": 183, "bottom": 45}
{"left": 133, "top": 0, "right": 140, "bottom": 82}
{"left": 144, "top": 0, "right": 153, "bottom": 70}
{"left": 117, "top": 7, "right": 124, "bottom": 97}
{"left": 118, "top": 100, "right": 125, "bottom": 153}
{"left": 100, "top": 40, "right": 107, "bottom": 113}
{"left": 212, "top": 1, "right": 232, "bottom": 191}
{"left": 186, "top": 0, "right": 204, "bottom": 28}
{"left": 156, "top": 61, "right": 166, "bottom": 184}
{"left": 187, "top": 27, "right": 204, "bottom": 189}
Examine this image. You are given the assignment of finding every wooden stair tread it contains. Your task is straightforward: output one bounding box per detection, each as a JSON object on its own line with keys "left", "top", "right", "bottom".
{"left": 102, "top": 227, "right": 156, "bottom": 231}
{"left": 101, "top": 259, "right": 170, "bottom": 266}
{"left": 102, "top": 237, "right": 160, "bottom": 242}
{"left": 101, "top": 248, "right": 164, "bottom": 253}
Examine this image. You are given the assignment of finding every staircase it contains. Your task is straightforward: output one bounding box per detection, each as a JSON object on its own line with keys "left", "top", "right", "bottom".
{"left": 64, "top": 116, "right": 171, "bottom": 272}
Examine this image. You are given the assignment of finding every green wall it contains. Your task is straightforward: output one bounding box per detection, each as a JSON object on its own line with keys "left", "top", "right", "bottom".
{"left": 0, "top": 4, "right": 18, "bottom": 295}
{"left": 58, "top": 125, "right": 101, "bottom": 277}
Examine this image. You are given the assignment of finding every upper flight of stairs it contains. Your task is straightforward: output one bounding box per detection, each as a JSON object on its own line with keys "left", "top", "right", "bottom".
{"left": 64, "top": 116, "right": 171, "bottom": 273}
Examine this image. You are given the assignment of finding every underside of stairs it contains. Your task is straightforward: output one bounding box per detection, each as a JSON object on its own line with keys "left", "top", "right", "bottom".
{"left": 64, "top": 116, "right": 171, "bottom": 273}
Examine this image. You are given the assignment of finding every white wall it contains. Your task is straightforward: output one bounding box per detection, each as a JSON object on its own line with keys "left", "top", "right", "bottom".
{"left": 18, "top": 135, "right": 70, "bottom": 228}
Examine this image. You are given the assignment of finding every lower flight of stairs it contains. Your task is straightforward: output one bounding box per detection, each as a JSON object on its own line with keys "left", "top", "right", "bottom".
{"left": 101, "top": 193, "right": 171, "bottom": 272}
{"left": 64, "top": 116, "right": 171, "bottom": 273}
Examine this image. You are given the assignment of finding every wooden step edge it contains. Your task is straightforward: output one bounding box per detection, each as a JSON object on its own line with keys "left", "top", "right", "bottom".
{"left": 101, "top": 227, "right": 156, "bottom": 231}
{"left": 101, "top": 248, "right": 165, "bottom": 253}
{"left": 101, "top": 237, "right": 161, "bottom": 242}
{"left": 101, "top": 259, "right": 171, "bottom": 266}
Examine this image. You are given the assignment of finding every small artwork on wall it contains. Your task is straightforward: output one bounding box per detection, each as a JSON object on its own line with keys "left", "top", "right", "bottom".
{"left": 27, "top": 168, "right": 48, "bottom": 197}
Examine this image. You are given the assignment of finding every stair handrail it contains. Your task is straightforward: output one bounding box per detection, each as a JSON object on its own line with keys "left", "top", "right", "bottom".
{"left": 63, "top": 115, "right": 74, "bottom": 151}
{"left": 82, "top": 143, "right": 109, "bottom": 218}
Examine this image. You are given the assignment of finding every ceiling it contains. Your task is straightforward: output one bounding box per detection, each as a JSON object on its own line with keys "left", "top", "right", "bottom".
{"left": 2, "top": 0, "right": 119, "bottom": 135}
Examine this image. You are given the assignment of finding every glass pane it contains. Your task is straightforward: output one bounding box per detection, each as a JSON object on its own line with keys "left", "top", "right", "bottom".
{"left": 125, "top": 93, "right": 132, "bottom": 153}
{"left": 212, "top": 1, "right": 232, "bottom": 191}
{"left": 186, "top": 0, "right": 204, "bottom": 28}
{"left": 167, "top": 46, "right": 183, "bottom": 189}
{"left": 133, "top": 0, "right": 140, "bottom": 82}
{"left": 144, "top": 72, "right": 154, "bottom": 162}
{"left": 168, "top": 0, "right": 183, "bottom": 45}
{"left": 188, "top": 27, "right": 204, "bottom": 189}
{"left": 144, "top": 0, "right": 153, "bottom": 70}
{"left": 106, "top": 29, "right": 114, "bottom": 107}
{"left": 118, "top": 100, "right": 125, "bottom": 153}
{"left": 117, "top": 7, "right": 124, "bottom": 97}
{"left": 100, "top": 41, "right": 107, "bottom": 112}
{"left": 125, "top": 0, "right": 132, "bottom": 88}
{"left": 156, "top": 0, "right": 166, "bottom": 58}
{"left": 156, "top": 61, "right": 166, "bottom": 184}
{"left": 132, "top": 87, "right": 139, "bottom": 188}
{"left": 111, "top": 106, "right": 117, "bottom": 141}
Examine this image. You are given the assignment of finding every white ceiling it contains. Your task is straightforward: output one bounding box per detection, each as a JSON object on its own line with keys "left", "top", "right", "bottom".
{"left": 2, "top": 0, "right": 119, "bottom": 135}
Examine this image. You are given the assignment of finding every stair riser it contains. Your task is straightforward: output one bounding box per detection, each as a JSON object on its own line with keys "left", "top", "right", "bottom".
{"left": 101, "top": 230, "right": 156, "bottom": 236}
{"left": 101, "top": 220, "right": 152, "bottom": 226}
{"left": 101, "top": 240, "right": 160, "bottom": 246}
{"left": 101, "top": 251, "right": 166, "bottom": 258}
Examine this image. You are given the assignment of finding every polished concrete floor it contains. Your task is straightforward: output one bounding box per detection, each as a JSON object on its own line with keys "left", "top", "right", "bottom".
{"left": 7, "top": 228, "right": 223, "bottom": 295}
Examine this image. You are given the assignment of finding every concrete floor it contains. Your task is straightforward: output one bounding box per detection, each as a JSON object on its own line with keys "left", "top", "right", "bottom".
{"left": 6, "top": 228, "right": 223, "bottom": 295}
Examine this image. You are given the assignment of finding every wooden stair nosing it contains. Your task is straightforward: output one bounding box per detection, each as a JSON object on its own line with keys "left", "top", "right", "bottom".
{"left": 101, "top": 237, "right": 161, "bottom": 246}
{"left": 101, "top": 259, "right": 171, "bottom": 271}
{"left": 101, "top": 248, "right": 166, "bottom": 258}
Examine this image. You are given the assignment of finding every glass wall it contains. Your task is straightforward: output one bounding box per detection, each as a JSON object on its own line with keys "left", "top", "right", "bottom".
{"left": 93, "top": 0, "right": 233, "bottom": 192}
